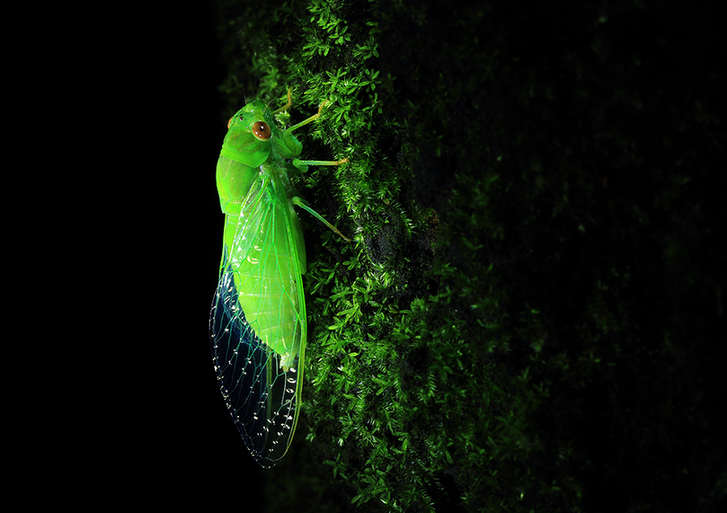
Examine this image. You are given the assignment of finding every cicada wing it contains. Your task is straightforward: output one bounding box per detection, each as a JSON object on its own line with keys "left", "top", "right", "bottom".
{"left": 209, "top": 174, "right": 307, "bottom": 468}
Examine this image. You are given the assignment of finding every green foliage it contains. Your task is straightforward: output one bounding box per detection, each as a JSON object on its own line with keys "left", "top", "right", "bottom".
{"left": 214, "top": 1, "right": 726, "bottom": 512}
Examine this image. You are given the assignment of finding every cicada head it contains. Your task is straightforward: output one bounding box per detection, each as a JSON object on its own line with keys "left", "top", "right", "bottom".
{"left": 221, "top": 100, "right": 277, "bottom": 167}
{"left": 222, "top": 100, "right": 303, "bottom": 165}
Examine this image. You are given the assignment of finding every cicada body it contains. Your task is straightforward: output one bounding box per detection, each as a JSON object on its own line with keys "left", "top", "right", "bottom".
{"left": 210, "top": 97, "right": 346, "bottom": 468}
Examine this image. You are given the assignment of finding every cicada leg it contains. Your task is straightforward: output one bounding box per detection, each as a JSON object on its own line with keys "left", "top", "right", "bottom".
{"left": 286, "top": 100, "right": 329, "bottom": 133}
{"left": 274, "top": 87, "right": 293, "bottom": 114}
{"left": 291, "top": 195, "right": 351, "bottom": 242}
{"left": 292, "top": 157, "right": 349, "bottom": 168}
{"left": 284, "top": 98, "right": 351, "bottom": 241}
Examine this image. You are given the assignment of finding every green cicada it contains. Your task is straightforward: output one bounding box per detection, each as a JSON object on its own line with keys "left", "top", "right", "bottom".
{"left": 209, "top": 91, "right": 349, "bottom": 468}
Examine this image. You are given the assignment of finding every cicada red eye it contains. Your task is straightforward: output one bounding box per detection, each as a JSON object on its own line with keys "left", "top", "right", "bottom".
{"left": 252, "top": 121, "right": 271, "bottom": 140}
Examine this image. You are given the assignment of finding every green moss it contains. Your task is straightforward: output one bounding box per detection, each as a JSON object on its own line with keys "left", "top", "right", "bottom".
{"left": 214, "top": 1, "right": 726, "bottom": 512}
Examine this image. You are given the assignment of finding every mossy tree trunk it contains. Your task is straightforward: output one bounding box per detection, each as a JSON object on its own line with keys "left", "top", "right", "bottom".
{"left": 212, "top": 1, "right": 726, "bottom": 511}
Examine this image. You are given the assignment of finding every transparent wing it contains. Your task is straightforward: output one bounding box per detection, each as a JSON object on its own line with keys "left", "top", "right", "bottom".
{"left": 209, "top": 174, "right": 307, "bottom": 469}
